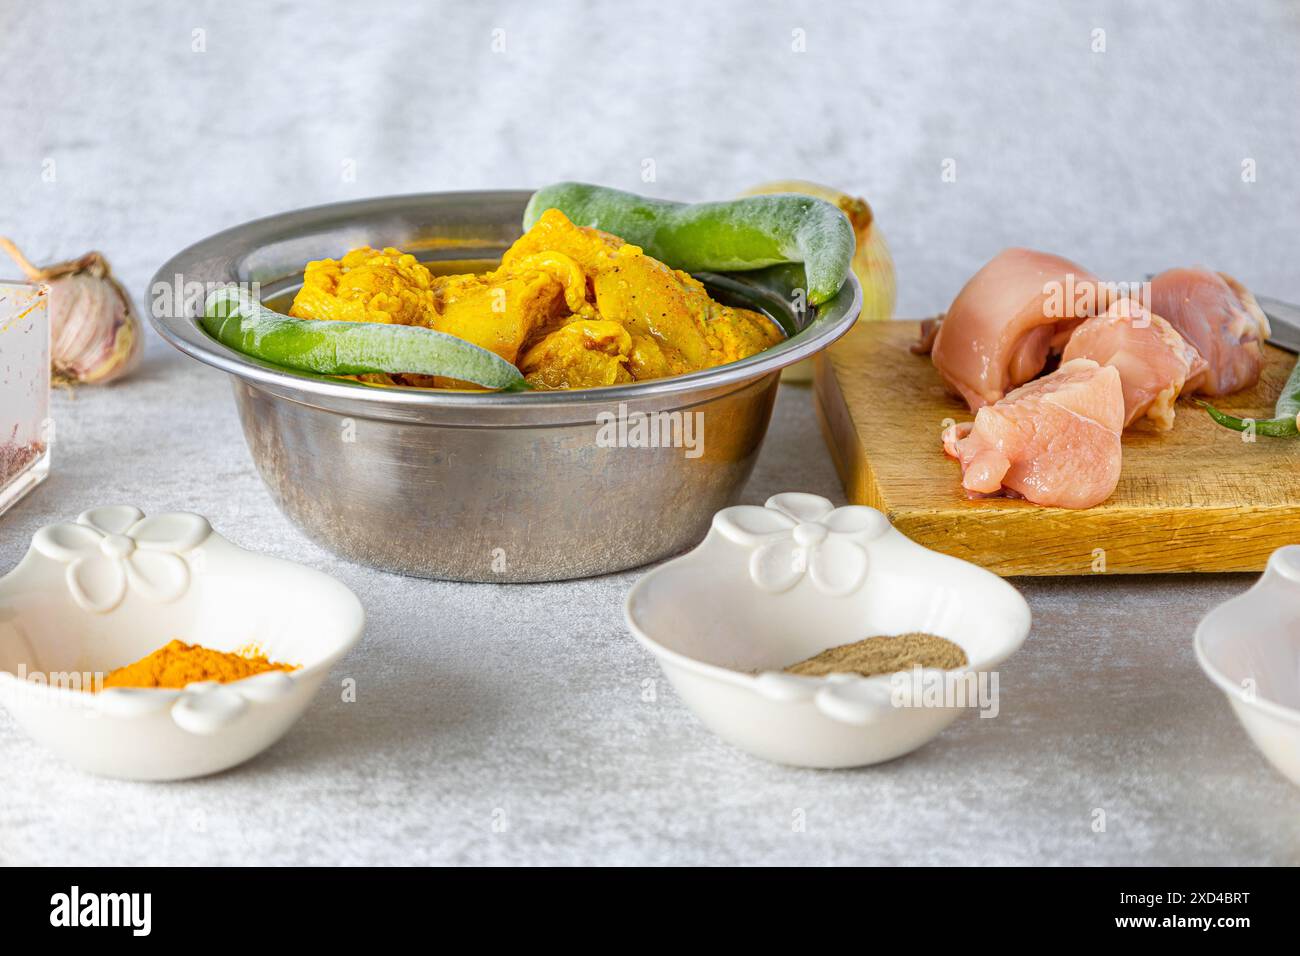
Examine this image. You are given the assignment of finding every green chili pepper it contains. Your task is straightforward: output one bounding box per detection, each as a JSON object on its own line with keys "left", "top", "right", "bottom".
{"left": 1202, "top": 354, "right": 1300, "bottom": 437}
{"left": 200, "top": 288, "right": 526, "bottom": 390}
{"left": 523, "top": 182, "right": 855, "bottom": 305}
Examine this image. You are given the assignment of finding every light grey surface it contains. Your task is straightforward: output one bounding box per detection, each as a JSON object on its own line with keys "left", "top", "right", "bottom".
{"left": 1, "top": 0, "right": 1298, "bottom": 865}
{"left": 1, "top": 371, "right": 1295, "bottom": 866}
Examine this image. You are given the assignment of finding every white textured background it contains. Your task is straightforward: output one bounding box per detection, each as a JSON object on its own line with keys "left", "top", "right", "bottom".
{"left": 1, "top": 0, "right": 1298, "bottom": 865}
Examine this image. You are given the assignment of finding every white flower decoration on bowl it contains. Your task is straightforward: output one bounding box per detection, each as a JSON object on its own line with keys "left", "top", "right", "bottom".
{"left": 95, "top": 670, "right": 297, "bottom": 735}
{"left": 32, "top": 505, "right": 212, "bottom": 613}
{"left": 713, "top": 493, "right": 888, "bottom": 596}
{"left": 752, "top": 669, "right": 898, "bottom": 725}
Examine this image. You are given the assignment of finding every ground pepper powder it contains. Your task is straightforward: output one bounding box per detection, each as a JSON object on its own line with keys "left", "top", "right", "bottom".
{"left": 784, "top": 632, "right": 968, "bottom": 678}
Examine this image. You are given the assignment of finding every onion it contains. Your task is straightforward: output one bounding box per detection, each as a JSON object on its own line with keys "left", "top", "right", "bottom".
{"left": 0, "top": 238, "right": 143, "bottom": 385}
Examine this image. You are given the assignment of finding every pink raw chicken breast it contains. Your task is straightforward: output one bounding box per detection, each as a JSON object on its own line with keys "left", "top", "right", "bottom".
{"left": 942, "top": 358, "right": 1124, "bottom": 509}
{"left": 1061, "top": 298, "right": 1207, "bottom": 431}
{"left": 931, "top": 248, "right": 1113, "bottom": 411}
{"left": 1148, "top": 268, "right": 1269, "bottom": 396}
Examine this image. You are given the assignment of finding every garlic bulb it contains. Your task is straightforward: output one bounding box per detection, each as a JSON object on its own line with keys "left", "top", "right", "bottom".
{"left": 0, "top": 239, "right": 143, "bottom": 385}
{"left": 740, "top": 180, "right": 897, "bottom": 382}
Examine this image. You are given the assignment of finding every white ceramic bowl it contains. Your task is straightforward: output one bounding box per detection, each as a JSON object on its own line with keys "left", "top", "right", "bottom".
{"left": 0, "top": 505, "right": 364, "bottom": 781}
{"left": 1196, "top": 545, "right": 1300, "bottom": 788}
{"left": 625, "top": 493, "right": 1032, "bottom": 768}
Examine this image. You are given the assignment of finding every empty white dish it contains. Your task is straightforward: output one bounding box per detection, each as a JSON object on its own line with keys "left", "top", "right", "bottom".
{"left": 1196, "top": 545, "right": 1300, "bottom": 788}
{"left": 0, "top": 505, "right": 364, "bottom": 781}
{"left": 625, "top": 492, "right": 1032, "bottom": 768}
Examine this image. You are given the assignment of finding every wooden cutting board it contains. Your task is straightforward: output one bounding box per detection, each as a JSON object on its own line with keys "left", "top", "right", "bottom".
{"left": 813, "top": 320, "right": 1300, "bottom": 575}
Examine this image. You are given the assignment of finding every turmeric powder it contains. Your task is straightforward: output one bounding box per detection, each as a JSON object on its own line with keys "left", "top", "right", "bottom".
{"left": 97, "top": 640, "right": 297, "bottom": 691}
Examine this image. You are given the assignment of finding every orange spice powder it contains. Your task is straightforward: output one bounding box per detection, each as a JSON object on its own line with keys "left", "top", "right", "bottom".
{"left": 97, "top": 639, "right": 297, "bottom": 691}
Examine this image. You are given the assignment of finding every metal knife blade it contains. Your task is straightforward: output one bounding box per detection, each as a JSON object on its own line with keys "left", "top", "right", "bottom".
{"left": 1257, "top": 295, "right": 1300, "bottom": 355}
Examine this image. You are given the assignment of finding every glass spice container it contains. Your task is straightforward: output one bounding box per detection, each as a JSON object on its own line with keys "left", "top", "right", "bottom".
{"left": 0, "top": 281, "right": 50, "bottom": 516}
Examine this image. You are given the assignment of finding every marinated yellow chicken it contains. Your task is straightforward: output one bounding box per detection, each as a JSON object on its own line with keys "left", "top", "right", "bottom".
{"left": 293, "top": 247, "right": 437, "bottom": 326}
{"left": 289, "top": 209, "right": 783, "bottom": 389}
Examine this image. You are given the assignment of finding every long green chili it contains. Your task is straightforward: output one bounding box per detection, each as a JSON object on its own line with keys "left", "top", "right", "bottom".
{"left": 1202, "top": 354, "right": 1300, "bottom": 437}
{"left": 200, "top": 288, "right": 526, "bottom": 390}
{"left": 523, "top": 182, "right": 856, "bottom": 305}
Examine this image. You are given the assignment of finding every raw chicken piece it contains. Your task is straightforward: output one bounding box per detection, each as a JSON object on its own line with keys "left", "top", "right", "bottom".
{"left": 1148, "top": 268, "right": 1270, "bottom": 396}
{"left": 1061, "top": 298, "right": 1207, "bottom": 430}
{"left": 942, "top": 358, "right": 1124, "bottom": 509}
{"left": 931, "top": 248, "right": 1113, "bottom": 410}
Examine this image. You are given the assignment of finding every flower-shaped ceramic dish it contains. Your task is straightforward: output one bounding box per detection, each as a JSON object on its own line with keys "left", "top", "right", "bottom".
{"left": 625, "top": 493, "right": 1032, "bottom": 768}
{"left": 1195, "top": 545, "right": 1300, "bottom": 788}
{"left": 0, "top": 506, "right": 363, "bottom": 781}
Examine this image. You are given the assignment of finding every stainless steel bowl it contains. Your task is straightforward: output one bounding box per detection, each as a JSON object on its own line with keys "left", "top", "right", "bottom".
{"left": 149, "top": 191, "right": 861, "bottom": 582}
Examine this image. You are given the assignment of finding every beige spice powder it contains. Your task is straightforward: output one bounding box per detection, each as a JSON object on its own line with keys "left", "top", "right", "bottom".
{"left": 784, "top": 632, "right": 968, "bottom": 678}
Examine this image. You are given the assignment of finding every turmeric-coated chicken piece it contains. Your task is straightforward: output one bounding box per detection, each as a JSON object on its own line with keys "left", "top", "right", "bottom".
{"left": 292, "top": 247, "right": 438, "bottom": 326}
{"left": 428, "top": 270, "right": 569, "bottom": 365}
{"left": 293, "top": 247, "right": 572, "bottom": 367}
{"left": 289, "top": 209, "right": 782, "bottom": 390}
{"left": 519, "top": 319, "right": 635, "bottom": 389}
{"left": 708, "top": 305, "right": 787, "bottom": 365}
{"left": 504, "top": 209, "right": 782, "bottom": 375}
